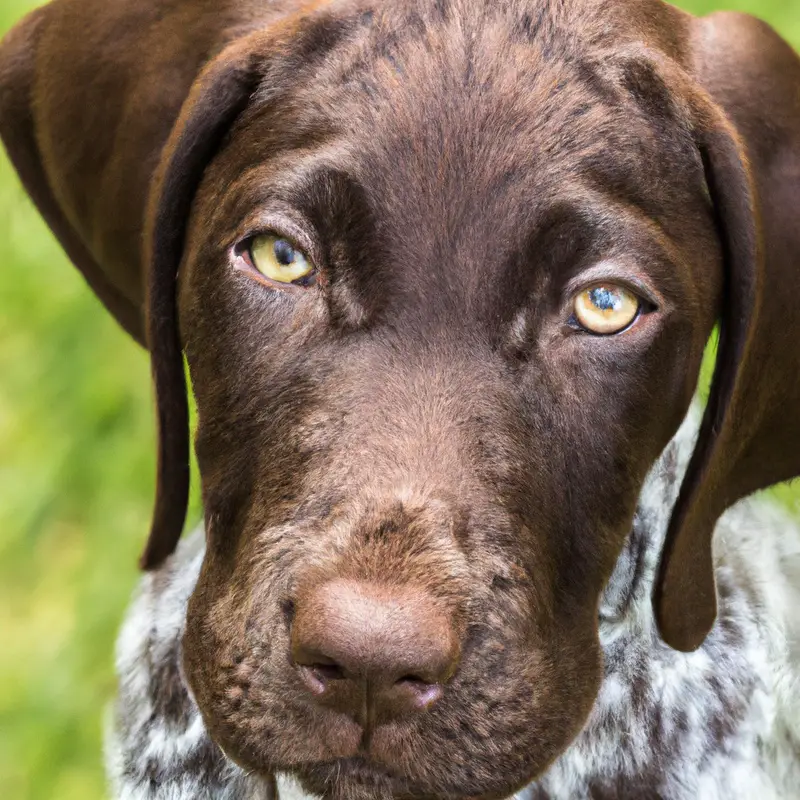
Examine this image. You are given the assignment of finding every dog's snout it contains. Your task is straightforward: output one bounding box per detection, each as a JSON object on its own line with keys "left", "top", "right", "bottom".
{"left": 291, "top": 579, "right": 460, "bottom": 725}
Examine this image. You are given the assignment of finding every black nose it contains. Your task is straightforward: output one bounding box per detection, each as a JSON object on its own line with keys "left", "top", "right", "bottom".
{"left": 291, "top": 579, "right": 460, "bottom": 726}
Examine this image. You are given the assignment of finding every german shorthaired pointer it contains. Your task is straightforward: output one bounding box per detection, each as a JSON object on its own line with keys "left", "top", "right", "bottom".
{"left": 1, "top": 0, "right": 799, "bottom": 798}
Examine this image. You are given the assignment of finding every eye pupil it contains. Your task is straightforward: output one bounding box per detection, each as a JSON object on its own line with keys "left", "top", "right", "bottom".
{"left": 589, "top": 287, "right": 622, "bottom": 312}
{"left": 244, "top": 233, "right": 315, "bottom": 287}
{"left": 273, "top": 239, "right": 296, "bottom": 266}
{"left": 573, "top": 282, "right": 642, "bottom": 335}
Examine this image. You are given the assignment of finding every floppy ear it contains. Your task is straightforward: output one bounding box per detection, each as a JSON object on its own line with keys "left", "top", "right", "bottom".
{"left": 655, "top": 13, "right": 800, "bottom": 651}
{"left": 140, "top": 9, "right": 362, "bottom": 568}
{"left": 0, "top": 6, "right": 144, "bottom": 343}
{"left": 2, "top": 0, "right": 361, "bottom": 570}
{"left": 138, "top": 35, "right": 271, "bottom": 569}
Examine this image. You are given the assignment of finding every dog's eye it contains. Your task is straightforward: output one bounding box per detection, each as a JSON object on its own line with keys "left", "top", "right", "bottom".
{"left": 248, "top": 234, "right": 316, "bottom": 286}
{"left": 573, "top": 285, "right": 640, "bottom": 335}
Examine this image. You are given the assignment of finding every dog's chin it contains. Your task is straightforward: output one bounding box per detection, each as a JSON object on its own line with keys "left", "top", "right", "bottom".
{"left": 292, "top": 757, "right": 510, "bottom": 800}
{"left": 293, "top": 759, "right": 416, "bottom": 800}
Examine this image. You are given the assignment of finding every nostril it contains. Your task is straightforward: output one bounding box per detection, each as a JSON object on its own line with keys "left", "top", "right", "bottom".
{"left": 395, "top": 676, "right": 444, "bottom": 709}
{"left": 297, "top": 661, "right": 346, "bottom": 695}
{"left": 311, "top": 662, "right": 346, "bottom": 682}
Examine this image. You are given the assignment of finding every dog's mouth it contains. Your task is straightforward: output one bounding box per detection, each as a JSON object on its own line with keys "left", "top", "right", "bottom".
{"left": 290, "top": 754, "right": 528, "bottom": 800}
{"left": 292, "top": 756, "right": 417, "bottom": 800}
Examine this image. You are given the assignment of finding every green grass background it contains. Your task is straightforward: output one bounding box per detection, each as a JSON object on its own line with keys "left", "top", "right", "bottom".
{"left": 1, "top": 1, "right": 798, "bottom": 797}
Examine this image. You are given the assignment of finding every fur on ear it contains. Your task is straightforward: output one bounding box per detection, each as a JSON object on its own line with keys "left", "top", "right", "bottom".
{"left": 654, "top": 14, "right": 800, "bottom": 651}
{"left": 138, "top": 35, "right": 269, "bottom": 569}
{"left": 139, "top": 9, "right": 365, "bottom": 569}
{"left": 0, "top": 6, "right": 145, "bottom": 344}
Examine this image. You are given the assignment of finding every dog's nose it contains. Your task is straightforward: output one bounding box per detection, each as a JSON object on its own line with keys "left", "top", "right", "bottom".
{"left": 291, "top": 579, "right": 460, "bottom": 725}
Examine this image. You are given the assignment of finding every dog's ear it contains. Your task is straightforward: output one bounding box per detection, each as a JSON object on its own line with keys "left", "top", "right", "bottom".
{"left": 0, "top": 6, "right": 145, "bottom": 343}
{"left": 655, "top": 13, "right": 800, "bottom": 651}
{"left": 2, "top": 1, "right": 361, "bottom": 569}
{"left": 137, "top": 34, "right": 269, "bottom": 569}
{"left": 139, "top": 10, "right": 363, "bottom": 569}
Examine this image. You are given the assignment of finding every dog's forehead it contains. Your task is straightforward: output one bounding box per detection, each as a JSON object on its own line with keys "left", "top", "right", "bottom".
{"left": 229, "top": 0, "right": 700, "bottom": 236}
{"left": 193, "top": 0, "right": 708, "bottom": 311}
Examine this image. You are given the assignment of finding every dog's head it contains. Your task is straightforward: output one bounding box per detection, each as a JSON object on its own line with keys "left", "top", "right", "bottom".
{"left": 4, "top": 0, "right": 800, "bottom": 797}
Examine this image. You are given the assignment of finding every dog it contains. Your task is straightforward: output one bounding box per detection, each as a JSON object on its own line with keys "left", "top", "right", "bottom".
{"left": 1, "top": 0, "right": 799, "bottom": 798}
{"left": 106, "top": 406, "right": 800, "bottom": 799}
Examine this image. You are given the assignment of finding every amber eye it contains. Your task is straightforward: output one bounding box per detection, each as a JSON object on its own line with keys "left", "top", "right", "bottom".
{"left": 248, "top": 234, "right": 316, "bottom": 285}
{"left": 573, "top": 285, "right": 641, "bottom": 335}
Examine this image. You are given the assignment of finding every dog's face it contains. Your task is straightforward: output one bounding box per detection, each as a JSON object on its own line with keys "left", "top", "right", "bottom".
{"left": 173, "top": 5, "right": 721, "bottom": 797}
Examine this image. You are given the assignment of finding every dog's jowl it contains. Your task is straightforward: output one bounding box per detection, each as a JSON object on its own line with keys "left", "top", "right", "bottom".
{"left": 1, "top": 1, "right": 799, "bottom": 798}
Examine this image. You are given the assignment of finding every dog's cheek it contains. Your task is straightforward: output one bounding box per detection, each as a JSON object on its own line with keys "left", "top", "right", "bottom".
{"left": 181, "top": 539, "right": 359, "bottom": 774}
{"left": 181, "top": 556, "right": 283, "bottom": 767}
{"left": 378, "top": 615, "right": 604, "bottom": 796}
{"left": 184, "top": 307, "right": 338, "bottom": 563}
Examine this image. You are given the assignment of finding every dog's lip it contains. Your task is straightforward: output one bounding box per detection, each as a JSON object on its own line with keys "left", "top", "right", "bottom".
{"left": 292, "top": 754, "right": 405, "bottom": 790}
{"left": 290, "top": 755, "right": 509, "bottom": 800}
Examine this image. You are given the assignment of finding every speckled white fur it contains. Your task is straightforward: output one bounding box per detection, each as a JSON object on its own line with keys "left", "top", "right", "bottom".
{"left": 105, "top": 408, "right": 800, "bottom": 799}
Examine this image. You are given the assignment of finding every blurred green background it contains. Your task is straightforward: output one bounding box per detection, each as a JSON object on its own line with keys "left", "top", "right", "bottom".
{"left": 1, "top": 0, "right": 799, "bottom": 798}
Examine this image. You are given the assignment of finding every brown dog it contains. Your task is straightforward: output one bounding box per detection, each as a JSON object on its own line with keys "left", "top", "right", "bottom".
{"left": 1, "top": 0, "right": 799, "bottom": 798}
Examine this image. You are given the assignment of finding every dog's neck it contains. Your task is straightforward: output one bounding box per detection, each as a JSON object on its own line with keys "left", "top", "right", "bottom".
{"left": 536, "top": 404, "right": 800, "bottom": 800}
{"left": 598, "top": 405, "right": 700, "bottom": 639}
